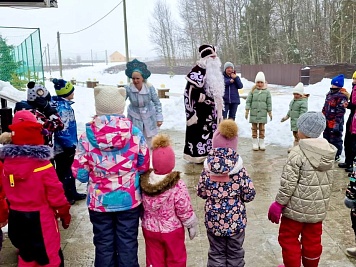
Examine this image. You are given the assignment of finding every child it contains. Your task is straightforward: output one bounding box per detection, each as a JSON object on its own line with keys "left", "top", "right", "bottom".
{"left": 339, "top": 71, "right": 356, "bottom": 172}
{"left": 0, "top": 110, "right": 71, "bottom": 267}
{"left": 322, "top": 74, "right": 349, "bottom": 161}
{"left": 268, "top": 112, "right": 337, "bottom": 267}
{"left": 281, "top": 82, "right": 309, "bottom": 152}
{"left": 197, "top": 119, "right": 256, "bottom": 267}
{"left": 140, "top": 134, "right": 198, "bottom": 267}
{"left": 344, "top": 162, "right": 356, "bottom": 257}
{"left": 14, "top": 82, "right": 64, "bottom": 147}
{"left": 51, "top": 78, "right": 86, "bottom": 205}
{"left": 72, "top": 86, "right": 149, "bottom": 267}
{"left": 245, "top": 71, "right": 272, "bottom": 151}
{"left": 223, "top": 62, "right": 243, "bottom": 120}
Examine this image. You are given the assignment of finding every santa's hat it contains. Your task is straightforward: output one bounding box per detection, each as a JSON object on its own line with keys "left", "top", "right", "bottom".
{"left": 199, "top": 44, "right": 217, "bottom": 59}
{"left": 9, "top": 110, "right": 44, "bottom": 145}
{"left": 152, "top": 134, "right": 175, "bottom": 175}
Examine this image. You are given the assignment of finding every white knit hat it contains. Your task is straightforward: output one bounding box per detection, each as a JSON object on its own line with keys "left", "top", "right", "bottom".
{"left": 293, "top": 82, "right": 304, "bottom": 95}
{"left": 255, "top": 71, "right": 265, "bottom": 83}
{"left": 94, "top": 86, "right": 126, "bottom": 115}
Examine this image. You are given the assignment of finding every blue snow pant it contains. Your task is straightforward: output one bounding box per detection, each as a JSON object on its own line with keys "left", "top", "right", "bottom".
{"left": 89, "top": 206, "right": 141, "bottom": 267}
{"left": 223, "top": 103, "right": 239, "bottom": 120}
{"left": 323, "top": 127, "right": 343, "bottom": 158}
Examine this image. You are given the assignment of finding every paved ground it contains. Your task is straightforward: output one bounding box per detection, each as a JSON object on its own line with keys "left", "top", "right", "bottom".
{"left": 1, "top": 130, "right": 356, "bottom": 267}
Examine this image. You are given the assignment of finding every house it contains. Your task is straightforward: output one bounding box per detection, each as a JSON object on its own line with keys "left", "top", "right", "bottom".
{"left": 109, "top": 51, "right": 126, "bottom": 63}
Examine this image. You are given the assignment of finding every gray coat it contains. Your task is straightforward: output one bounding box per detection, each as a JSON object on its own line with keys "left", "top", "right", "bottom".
{"left": 125, "top": 83, "right": 163, "bottom": 138}
{"left": 275, "top": 138, "right": 337, "bottom": 223}
{"left": 245, "top": 88, "right": 272, "bottom": 124}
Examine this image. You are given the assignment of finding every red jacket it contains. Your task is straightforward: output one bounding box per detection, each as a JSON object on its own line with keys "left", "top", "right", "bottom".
{"left": 0, "top": 144, "right": 69, "bottom": 266}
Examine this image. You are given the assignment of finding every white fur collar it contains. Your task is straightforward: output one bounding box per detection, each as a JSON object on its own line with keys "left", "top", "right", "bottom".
{"left": 148, "top": 171, "right": 167, "bottom": 185}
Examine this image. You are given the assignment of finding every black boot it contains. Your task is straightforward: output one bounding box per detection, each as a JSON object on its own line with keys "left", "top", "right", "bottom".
{"left": 346, "top": 167, "right": 354, "bottom": 173}
{"left": 339, "top": 162, "right": 350, "bottom": 168}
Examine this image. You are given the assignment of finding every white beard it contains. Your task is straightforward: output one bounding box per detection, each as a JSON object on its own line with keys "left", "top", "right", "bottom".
{"left": 197, "top": 56, "right": 225, "bottom": 112}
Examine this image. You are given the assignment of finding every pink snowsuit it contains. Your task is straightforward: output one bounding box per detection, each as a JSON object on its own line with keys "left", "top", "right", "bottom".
{"left": 140, "top": 169, "right": 197, "bottom": 267}
{"left": 0, "top": 144, "right": 69, "bottom": 267}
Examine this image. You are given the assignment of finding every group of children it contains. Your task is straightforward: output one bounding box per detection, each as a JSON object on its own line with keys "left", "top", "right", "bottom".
{"left": 0, "top": 68, "right": 355, "bottom": 267}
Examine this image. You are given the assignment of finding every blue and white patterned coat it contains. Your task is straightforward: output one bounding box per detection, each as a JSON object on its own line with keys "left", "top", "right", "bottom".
{"left": 51, "top": 96, "right": 78, "bottom": 154}
{"left": 125, "top": 83, "right": 163, "bottom": 138}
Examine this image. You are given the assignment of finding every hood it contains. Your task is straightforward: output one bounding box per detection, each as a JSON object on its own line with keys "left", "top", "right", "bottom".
{"left": 0, "top": 145, "right": 53, "bottom": 183}
{"left": 298, "top": 138, "right": 337, "bottom": 171}
{"left": 140, "top": 169, "right": 180, "bottom": 196}
{"left": 205, "top": 148, "right": 239, "bottom": 175}
{"left": 86, "top": 115, "right": 133, "bottom": 151}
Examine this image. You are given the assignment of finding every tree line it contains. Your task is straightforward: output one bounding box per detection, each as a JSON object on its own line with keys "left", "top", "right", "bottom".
{"left": 150, "top": 0, "right": 356, "bottom": 66}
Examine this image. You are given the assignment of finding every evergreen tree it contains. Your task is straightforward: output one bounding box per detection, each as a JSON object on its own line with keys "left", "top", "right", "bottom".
{"left": 0, "top": 35, "right": 19, "bottom": 81}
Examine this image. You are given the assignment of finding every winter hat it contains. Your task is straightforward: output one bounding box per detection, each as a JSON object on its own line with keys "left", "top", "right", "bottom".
{"left": 52, "top": 78, "right": 75, "bottom": 97}
{"left": 293, "top": 82, "right": 304, "bottom": 95}
{"left": 212, "top": 119, "right": 238, "bottom": 150}
{"left": 9, "top": 110, "right": 44, "bottom": 145}
{"left": 94, "top": 86, "right": 126, "bottom": 115}
{"left": 297, "top": 111, "right": 326, "bottom": 138}
{"left": 152, "top": 134, "right": 175, "bottom": 175}
{"left": 331, "top": 74, "right": 344, "bottom": 88}
{"left": 353, "top": 71, "right": 356, "bottom": 79}
{"left": 255, "top": 71, "right": 266, "bottom": 83}
{"left": 27, "top": 82, "right": 49, "bottom": 101}
{"left": 199, "top": 44, "right": 217, "bottom": 59}
{"left": 125, "top": 59, "right": 151, "bottom": 80}
{"left": 224, "top": 62, "right": 234, "bottom": 71}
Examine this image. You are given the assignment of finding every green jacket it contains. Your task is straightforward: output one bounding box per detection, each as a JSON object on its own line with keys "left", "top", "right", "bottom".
{"left": 287, "top": 97, "right": 308, "bottom": 131}
{"left": 245, "top": 88, "right": 272, "bottom": 124}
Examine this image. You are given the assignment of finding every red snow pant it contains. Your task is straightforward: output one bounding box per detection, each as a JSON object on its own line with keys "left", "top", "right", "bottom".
{"left": 278, "top": 216, "right": 322, "bottom": 267}
{"left": 142, "top": 227, "right": 187, "bottom": 267}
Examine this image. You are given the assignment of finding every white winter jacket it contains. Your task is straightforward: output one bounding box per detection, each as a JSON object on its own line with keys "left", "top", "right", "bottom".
{"left": 275, "top": 138, "right": 337, "bottom": 223}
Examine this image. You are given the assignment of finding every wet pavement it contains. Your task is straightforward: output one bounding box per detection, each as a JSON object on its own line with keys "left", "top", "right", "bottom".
{"left": 1, "top": 130, "right": 356, "bottom": 267}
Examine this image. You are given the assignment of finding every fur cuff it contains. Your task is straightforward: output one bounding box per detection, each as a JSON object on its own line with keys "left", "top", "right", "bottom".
{"left": 140, "top": 169, "right": 181, "bottom": 196}
{"left": 0, "top": 144, "right": 53, "bottom": 160}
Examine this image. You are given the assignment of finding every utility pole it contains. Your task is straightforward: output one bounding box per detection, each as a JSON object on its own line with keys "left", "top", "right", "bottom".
{"left": 123, "top": 0, "right": 130, "bottom": 82}
{"left": 57, "top": 31, "right": 63, "bottom": 78}
{"left": 47, "top": 43, "right": 51, "bottom": 75}
{"left": 91, "top": 49, "right": 94, "bottom": 66}
{"left": 105, "top": 50, "right": 108, "bottom": 65}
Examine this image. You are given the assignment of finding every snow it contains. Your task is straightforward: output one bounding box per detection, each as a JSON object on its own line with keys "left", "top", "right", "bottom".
{"left": 0, "top": 64, "right": 351, "bottom": 152}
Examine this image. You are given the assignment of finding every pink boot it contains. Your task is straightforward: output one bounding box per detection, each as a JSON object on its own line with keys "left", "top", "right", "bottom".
{"left": 278, "top": 265, "right": 285, "bottom": 267}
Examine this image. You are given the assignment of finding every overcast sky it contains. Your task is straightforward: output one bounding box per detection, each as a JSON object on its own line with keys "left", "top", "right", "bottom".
{"left": 0, "top": 0, "right": 179, "bottom": 60}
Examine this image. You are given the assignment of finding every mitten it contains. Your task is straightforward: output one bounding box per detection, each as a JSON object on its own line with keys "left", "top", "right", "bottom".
{"left": 268, "top": 201, "right": 284, "bottom": 224}
{"left": 188, "top": 225, "right": 197, "bottom": 240}
{"left": 281, "top": 116, "right": 289, "bottom": 123}
{"left": 54, "top": 203, "right": 71, "bottom": 229}
{"left": 245, "top": 110, "right": 249, "bottom": 120}
{"left": 0, "top": 132, "right": 12, "bottom": 144}
{"left": 268, "top": 111, "right": 273, "bottom": 121}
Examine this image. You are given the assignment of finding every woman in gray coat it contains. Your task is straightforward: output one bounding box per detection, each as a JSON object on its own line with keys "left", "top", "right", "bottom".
{"left": 125, "top": 59, "right": 163, "bottom": 147}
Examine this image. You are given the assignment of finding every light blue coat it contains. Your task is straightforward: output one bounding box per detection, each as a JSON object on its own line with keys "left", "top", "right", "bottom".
{"left": 125, "top": 83, "right": 163, "bottom": 138}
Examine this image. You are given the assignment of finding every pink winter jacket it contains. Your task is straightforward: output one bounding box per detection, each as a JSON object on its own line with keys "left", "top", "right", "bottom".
{"left": 72, "top": 115, "right": 150, "bottom": 212}
{"left": 140, "top": 169, "right": 197, "bottom": 233}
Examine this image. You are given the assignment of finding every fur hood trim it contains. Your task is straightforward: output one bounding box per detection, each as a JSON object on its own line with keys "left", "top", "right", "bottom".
{"left": 0, "top": 144, "right": 53, "bottom": 160}
{"left": 140, "top": 169, "right": 181, "bottom": 196}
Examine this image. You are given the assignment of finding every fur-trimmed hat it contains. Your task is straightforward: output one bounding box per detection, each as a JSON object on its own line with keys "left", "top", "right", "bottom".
{"left": 255, "top": 71, "right": 266, "bottom": 83}
{"left": 94, "top": 86, "right": 126, "bottom": 115}
{"left": 125, "top": 59, "right": 151, "bottom": 80}
{"left": 212, "top": 119, "right": 238, "bottom": 150}
{"left": 27, "top": 82, "right": 50, "bottom": 101}
{"left": 293, "top": 82, "right": 304, "bottom": 95}
{"left": 331, "top": 74, "right": 344, "bottom": 88}
{"left": 53, "top": 78, "right": 75, "bottom": 97}
{"left": 152, "top": 134, "right": 175, "bottom": 175}
{"left": 9, "top": 110, "right": 44, "bottom": 145}
{"left": 199, "top": 44, "right": 217, "bottom": 59}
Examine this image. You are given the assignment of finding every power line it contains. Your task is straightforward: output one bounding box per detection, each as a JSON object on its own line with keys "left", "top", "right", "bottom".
{"left": 61, "top": 1, "right": 123, "bottom": 35}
